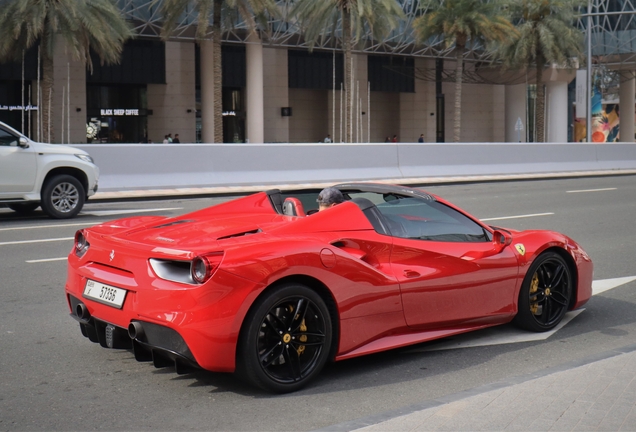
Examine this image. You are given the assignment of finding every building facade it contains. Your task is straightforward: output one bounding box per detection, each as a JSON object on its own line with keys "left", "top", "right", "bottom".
{"left": 1, "top": 0, "right": 634, "bottom": 144}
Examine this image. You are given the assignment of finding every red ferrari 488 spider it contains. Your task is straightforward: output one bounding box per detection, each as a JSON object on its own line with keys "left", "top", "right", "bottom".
{"left": 65, "top": 183, "right": 593, "bottom": 392}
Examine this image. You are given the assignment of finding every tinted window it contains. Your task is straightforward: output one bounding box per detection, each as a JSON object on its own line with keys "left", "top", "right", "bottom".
{"left": 0, "top": 127, "right": 18, "bottom": 146}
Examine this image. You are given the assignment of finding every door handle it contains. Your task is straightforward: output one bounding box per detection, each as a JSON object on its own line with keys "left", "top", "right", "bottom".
{"left": 403, "top": 270, "right": 420, "bottom": 278}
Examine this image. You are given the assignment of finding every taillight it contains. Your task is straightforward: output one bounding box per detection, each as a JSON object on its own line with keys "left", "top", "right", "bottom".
{"left": 191, "top": 252, "right": 223, "bottom": 284}
{"left": 74, "top": 230, "right": 90, "bottom": 257}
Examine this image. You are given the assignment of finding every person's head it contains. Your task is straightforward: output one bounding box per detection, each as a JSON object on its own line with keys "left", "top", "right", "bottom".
{"left": 317, "top": 187, "right": 344, "bottom": 211}
{"left": 175, "top": 134, "right": 179, "bottom": 138}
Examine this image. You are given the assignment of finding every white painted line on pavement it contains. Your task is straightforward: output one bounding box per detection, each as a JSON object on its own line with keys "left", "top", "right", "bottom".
{"left": 481, "top": 212, "right": 554, "bottom": 221}
{"left": 0, "top": 222, "right": 90, "bottom": 232}
{"left": 592, "top": 276, "right": 636, "bottom": 295}
{"left": 566, "top": 188, "right": 617, "bottom": 193}
{"left": 403, "top": 275, "right": 636, "bottom": 353}
{"left": 82, "top": 207, "right": 182, "bottom": 217}
{"left": 0, "top": 207, "right": 182, "bottom": 232}
{"left": 0, "top": 237, "right": 73, "bottom": 246}
{"left": 404, "top": 310, "right": 585, "bottom": 353}
{"left": 26, "top": 257, "right": 68, "bottom": 263}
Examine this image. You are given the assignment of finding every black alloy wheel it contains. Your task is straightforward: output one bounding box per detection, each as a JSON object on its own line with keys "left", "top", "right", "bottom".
{"left": 238, "top": 284, "right": 332, "bottom": 393}
{"left": 514, "top": 251, "right": 572, "bottom": 332}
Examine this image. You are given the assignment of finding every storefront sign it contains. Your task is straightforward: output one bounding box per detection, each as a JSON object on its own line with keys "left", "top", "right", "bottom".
{"left": 0, "top": 105, "right": 38, "bottom": 111}
{"left": 222, "top": 110, "right": 236, "bottom": 116}
{"left": 100, "top": 108, "right": 139, "bottom": 116}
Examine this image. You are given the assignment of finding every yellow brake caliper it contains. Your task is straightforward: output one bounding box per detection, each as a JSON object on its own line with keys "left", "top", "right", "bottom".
{"left": 297, "top": 319, "right": 307, "bottom": 355}
{"left": 529, "top": 273, "right": 539, "bottom": 315}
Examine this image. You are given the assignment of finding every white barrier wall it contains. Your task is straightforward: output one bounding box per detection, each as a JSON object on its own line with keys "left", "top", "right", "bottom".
{"left": 74, "top": 142, "right": 636, "bottom": 192}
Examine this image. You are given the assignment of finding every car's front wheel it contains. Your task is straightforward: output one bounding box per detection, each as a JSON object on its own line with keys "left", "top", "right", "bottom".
{"left": 40, "top": 175, "right": 85, "bottom": 219}
{"left": 237, "top": 283, "right": 332, "bottom": 393}
{"left": 514, "top": 251, "right": 572, "bottom": 332}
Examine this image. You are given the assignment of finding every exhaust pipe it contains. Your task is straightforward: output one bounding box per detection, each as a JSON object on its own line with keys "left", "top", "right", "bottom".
{"left": 76, "top": 303, "right": 90, "bottom": 321}
{"left": 128, "top": 321, "right": 145, "bottom": 340}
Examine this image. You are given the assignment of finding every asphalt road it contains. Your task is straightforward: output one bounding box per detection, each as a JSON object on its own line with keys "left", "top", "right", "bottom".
{"left": 0, "top": 175, "right": 635, "bottom": 431}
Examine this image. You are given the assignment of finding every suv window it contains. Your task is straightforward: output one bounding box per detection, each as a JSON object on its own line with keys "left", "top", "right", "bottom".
{"left": 0, "top": 127, "right": 18, "bottom": 146}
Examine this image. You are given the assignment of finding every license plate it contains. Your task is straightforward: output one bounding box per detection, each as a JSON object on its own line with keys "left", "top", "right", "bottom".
{"left": 83, "top": 279, "right": 127, "bottom": 309}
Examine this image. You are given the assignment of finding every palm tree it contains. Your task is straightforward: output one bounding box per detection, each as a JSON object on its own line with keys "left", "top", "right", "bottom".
{"left": 291, "top": 0, "right": 405, "bottom": 143}
{"left": 499, "top": 0, "right": 583, "bottom": 142}
{"left": 0, "top": 0, "right": 133, "bottom": 143}
{"left": 413, "top": 0, "right": 515, "bottom": 142}
{"left": 158, "top": 0, "right": 278, "bottom": 143}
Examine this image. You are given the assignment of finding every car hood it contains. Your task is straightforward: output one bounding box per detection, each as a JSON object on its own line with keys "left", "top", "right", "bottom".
{"left": 30, "top": 141, "right": 89, "bottom": 156}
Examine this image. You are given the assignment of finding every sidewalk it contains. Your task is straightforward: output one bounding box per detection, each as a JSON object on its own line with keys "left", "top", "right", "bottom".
{"left": 90, "top": 169, "right": 636, "bottom": 201}
{"left": 321, "top": 345, "right": 636, "bottom": 431}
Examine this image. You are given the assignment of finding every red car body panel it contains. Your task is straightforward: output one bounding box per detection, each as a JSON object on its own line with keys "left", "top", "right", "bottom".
{"left": 65, "top": 185, "right": 593, "bottom": 375}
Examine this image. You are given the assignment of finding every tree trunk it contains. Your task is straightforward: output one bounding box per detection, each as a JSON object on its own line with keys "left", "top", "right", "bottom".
{"left": 343, "top": 8, "right": 352, "bottom": 143}
{"left": 41, "top": 51, "right": 54, "bottom": 143}
{"left": 535, "top": 53, "right": 545, "bottom": 143}
{"left": 213, "top": 0, "right": 223, "bottom": 143}
{"left": 453, "top": 45, "right": 465, "bottom": 143}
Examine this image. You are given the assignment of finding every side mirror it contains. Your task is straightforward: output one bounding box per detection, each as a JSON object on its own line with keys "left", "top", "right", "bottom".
{"left": 493, "top": 230, "right": 512, "bottom": 252}
{"left": 18, "top": 137, "right": 29, "bottom": 148}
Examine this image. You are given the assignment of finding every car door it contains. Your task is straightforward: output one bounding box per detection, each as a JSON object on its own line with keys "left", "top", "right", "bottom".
{"left": 375, "top": 196, "right": 520, "bottom": 329}
{"left": 0, "top": 126, "right": 37, "bottom": 194}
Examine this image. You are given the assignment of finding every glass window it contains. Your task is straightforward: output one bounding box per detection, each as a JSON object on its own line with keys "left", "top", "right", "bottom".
{"left": 348, "top": 192, "right": 490, "bottom": 243}
{"left": 0, "top": 127, "right": 18, "bottom": 146}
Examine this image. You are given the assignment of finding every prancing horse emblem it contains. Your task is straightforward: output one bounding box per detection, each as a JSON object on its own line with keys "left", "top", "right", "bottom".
{"left": 109, "top": 250, "right": 115, "bottom": 261}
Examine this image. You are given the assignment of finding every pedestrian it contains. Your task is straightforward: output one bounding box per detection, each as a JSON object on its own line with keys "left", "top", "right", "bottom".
{"left": 324, "top": 134, "right": 332, "bottom": 143}
{"left": 391, "top": 135, "right": 398, "bottom": 142}
{"left": 173, "top": 134, "right": 180, "bottom": 143}
{"left": 162, "top": 135, "right": 169, "bottom": 144}
{"left": 167, "top": 133, "right": 173, "bottom": 143}
{"left": 418, "top": 134, "right": 424, "bottom": 143}
{"left": 385, "top": 136, "right": 391, "bottom": 142}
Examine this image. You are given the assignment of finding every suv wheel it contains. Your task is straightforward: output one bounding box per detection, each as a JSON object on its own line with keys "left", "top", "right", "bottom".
{"left": 41, "top": 175, "right": 85, "bottom": 219}
{"left": 8, "top": 202, "right": 40, "bottom": 214}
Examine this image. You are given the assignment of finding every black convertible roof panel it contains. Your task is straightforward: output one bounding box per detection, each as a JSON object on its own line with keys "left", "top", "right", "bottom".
{"left": 335, "top": 183, "right": 435, "bottom": 201}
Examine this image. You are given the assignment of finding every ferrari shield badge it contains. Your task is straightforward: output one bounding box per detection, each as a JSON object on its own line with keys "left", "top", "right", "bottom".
{"left": 515, "top": 244, "right": 526, "bottom": 256}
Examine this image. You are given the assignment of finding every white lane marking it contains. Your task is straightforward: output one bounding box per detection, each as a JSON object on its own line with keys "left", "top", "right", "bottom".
{"left": 404, "top": 275, "right": 636, "bottom": 353}
{"left": 82, "top": 207, "right": 182, "bottom": 217}
{"left": 0, "top": 237, "right": 73, "bottom": 246}
{"left": 566, "top": 188, "right": 617, "bottom": 193}
{"left": 0, "top": 222, "right": 90, "bottom": 232}
{"left": 405, "top": 310, "right": 584, "bottom": 353}
{"left": 593, "top": 276, "right": 636, "bottom": 295}
{"left": 481, "top": 212, "right": 554, "bottom": 221}
{"left": 26, "top": 257, "right": 68, "bottom": 263}
{"left": 0, "top": 207, "right": 182, "bottom": 232}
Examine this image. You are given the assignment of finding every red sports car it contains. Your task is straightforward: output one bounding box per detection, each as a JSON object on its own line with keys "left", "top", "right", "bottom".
{"left": 65, "top": 183, "right": 593, "bottom": 392}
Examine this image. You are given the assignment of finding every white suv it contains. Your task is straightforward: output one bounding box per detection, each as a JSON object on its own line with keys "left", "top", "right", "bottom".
{"left": 0, "top": 121, "right": 99, "bottom": 219}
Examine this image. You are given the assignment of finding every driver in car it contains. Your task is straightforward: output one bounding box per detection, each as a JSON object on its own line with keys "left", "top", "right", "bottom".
{"left": 317, "top": 187, "right": 345, "bottom": 211}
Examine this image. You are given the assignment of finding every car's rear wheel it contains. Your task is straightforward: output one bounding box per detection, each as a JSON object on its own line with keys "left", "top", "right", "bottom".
{"left": 8, "top": 202, "right": 40, "bottom": 214}
{"left": 41, "top": 175, "right": 85, "bottom": 219}
{"left": 237, "top": 283, "right": 332, "bottom": 393}
{"left": 514, "top": 252, "right": 572, "bottom": 332}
